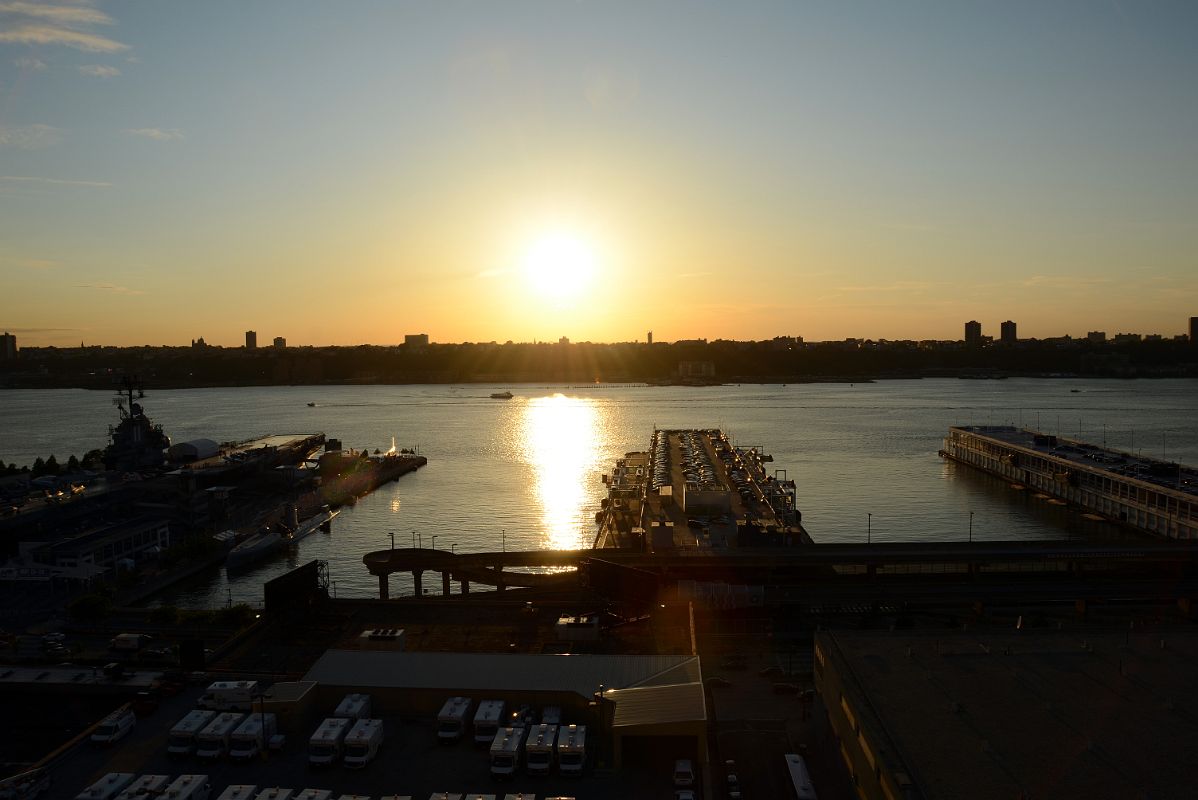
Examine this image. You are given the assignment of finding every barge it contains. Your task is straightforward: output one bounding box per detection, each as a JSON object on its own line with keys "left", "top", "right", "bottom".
{"left": 940, "top": 425, "right": 1197, "bottom": 540}
{"left": 595, "top": 428, "right": 807, "bottom": 550}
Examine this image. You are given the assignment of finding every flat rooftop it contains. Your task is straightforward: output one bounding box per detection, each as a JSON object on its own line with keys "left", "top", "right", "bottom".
{"left": 954, "top": 425, "right": 1197, "bottom": 498}
{"left": 824, "top": 628, "right": 1198, "bottom": 800}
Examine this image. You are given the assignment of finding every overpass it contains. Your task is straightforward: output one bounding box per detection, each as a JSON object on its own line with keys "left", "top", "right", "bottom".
{"left": 363, "top": 539, "right": 1198, "bottom": 605}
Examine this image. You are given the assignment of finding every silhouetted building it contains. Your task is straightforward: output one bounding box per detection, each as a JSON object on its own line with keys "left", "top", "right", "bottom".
{"left": 190, "top": 337, "right": 208, "bottom": 349}
{"left": 647, "top": 330, "right": 653, "bottom": 345}
{"left": 273, "top": 336, "right": 286, "bottom": 348}
{"left": 1190, "top": 316, "right": 1197, "bottom": 344}
{"left": 1113, "top": 333, "right": 1141, "bottom": 344}
{"left": 964, "top": 320, "right": 982, "bottom": 348}
{"left": 404, "top": 333, "right": 429, "bottom": 346}
{"left": 245, "top": 330, "right": 257, "bottom": 349}
{"left": 559, "top": 336, "right": 570, "bottom": 345}
{"left": 1087, "top": 331, "right": 1107, "bottom": 344}
{"left": 0, "top": 331, "right": 16, "bottom": 360}
{"left": 1000, "top": 320, "right": 1017, "bottom": 345}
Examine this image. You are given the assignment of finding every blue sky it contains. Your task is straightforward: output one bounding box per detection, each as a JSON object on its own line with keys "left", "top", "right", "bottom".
{"left": 2, "top": 1, "right": 1196, "bottom": 346}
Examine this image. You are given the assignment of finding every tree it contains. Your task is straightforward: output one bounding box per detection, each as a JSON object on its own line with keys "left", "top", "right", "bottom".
{"left": 31, "top": 456, "right": 45, "bottom": 477}
{"left": 66, "top": 454, "right": 80, "bottom": 472}
{"left": 82, "top": 449, "right": 105, "bottom": 470}
{"left": 44, "top": 455, "right": 59, "bottom": 475}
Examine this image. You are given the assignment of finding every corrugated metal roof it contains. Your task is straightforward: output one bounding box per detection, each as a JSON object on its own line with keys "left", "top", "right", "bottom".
{"left": 606, "top": 682, "right": 707, "bottom": 728}
{"left": 303, "top": 650, "right": 698, "bottom": 699}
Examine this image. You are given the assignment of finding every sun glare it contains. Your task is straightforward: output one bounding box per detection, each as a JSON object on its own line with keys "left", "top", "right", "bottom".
{"left": 522, "top": 232, "right": 597, "bottom": 300}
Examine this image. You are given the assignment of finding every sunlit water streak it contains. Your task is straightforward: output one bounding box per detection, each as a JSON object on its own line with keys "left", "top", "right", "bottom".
{"left": 1, "top": 379, "right": 1195, "bottom": 606}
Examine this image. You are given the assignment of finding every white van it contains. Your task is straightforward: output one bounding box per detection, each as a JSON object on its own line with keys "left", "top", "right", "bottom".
{"left": 75, "top": 773, "right": 135, "bottom": 800}
{"left": 162, "top": 774, "right": 210, "bottom": 800}
{"left": 91, "top": 708, "right": 136, "bottom": 745}
{"left": 308, "top": 717, "right": 351, "bottom": 767}
{"left": 342, "top": 719, "right": 384, "bottom": 768}
{"left": 673, "top": 759, "right": 696, "bottom": 787}
{"left": 215, "top": 787, "right": 258, "bottom": 800}
{"left": 291, "top": 792, "right": 333, "bottom": 800}
{"left": 115, "top": 776, "right": 171, "bottom": 800}
{"left": 168, "top": 709, "right": 217, "bottom": 756}
{"left": 473, "top": 700, "right": 505, "bottom": 745}
{"left": 253, "top": 790, "right": 294, "bottom": 800}
{"left": 334, "top": 693, "right": 371, "bottom": 720}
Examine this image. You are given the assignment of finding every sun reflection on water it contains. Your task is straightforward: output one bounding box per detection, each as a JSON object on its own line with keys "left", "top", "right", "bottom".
{"left": 522, "top": 393, "right": 601, "bottom": 550}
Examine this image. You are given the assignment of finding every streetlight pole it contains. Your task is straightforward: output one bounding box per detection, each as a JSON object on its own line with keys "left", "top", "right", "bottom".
{"left": 501, "top": 529, "right": 506, "bottom": 553}
{"left": 451, "top": 543, "right": 457, "bottom": 554}
{"left": 417, "top": 533, "right": 423, "bottom": 549}
{"left": 389, "top": 531, "right": 394, "bottom": 550}
{"left": 867, "top": 513, "right": 871, "bottom": 544}
{"left": 431, "top": 534, "right": 438, "bottom": 551}
{"left": 969, "top": 511, "right": 974, "bottom": 543}
{"left": 411, "top": 531, "right": 416, "bottom": 548}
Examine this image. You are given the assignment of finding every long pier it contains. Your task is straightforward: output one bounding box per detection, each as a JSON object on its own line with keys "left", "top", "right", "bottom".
{"left": 364, "top": 539, "right": 1198, "bottom": 603}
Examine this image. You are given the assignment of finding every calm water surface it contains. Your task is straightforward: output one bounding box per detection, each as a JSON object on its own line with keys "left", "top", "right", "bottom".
{"left": 3, "top": 379, "right": 1195, "bottom": 606}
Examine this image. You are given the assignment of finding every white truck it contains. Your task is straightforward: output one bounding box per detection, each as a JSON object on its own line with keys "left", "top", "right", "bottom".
{"left": 489, "top": 726, "right": 526, "bottom": 780}
{"left": 163, "top": 775, "right": 210, "bottom": 800}
{"left": 195, "top": 712, "right": 246, "bottom": 760}
{"left": 198, "top": 681, "right": 259, "bottom": 712}
{"left": 75, "top": 773, "right": 135, "bottom": 800}
{"left": 215, "top": 787, "right": 258, "bottom": 800}
{"left": 168, "top": 709, "right": 217, "bottom": 756}
{"left": 109, "top": 633, "right": 151, "bottom": 652}
{"left": 308, "top": 717, "right": 351, "bottom": 767}
{"left": 556, "top": 724, "right": 586, "bottom": 776}
{"left": 91, "top": 708, "right": 136, "bottom": 745}
{"left": 436, "top": 696, "right": 472, "bottom": 743}
{"left": 473, "top": 700, "right": 505, "bottom": 745}
{"left": 525, "top": 723, "right": 558, "bottom": 775}
{"left": 229, "top": 713, "right": 278, "bottom": 761}
{"left": 115, "top": 776, "right": 171, "bottom": 800}
{"left": 334, "top": 693, "right": 372, "bottom": 720}
{"left": 342, "top": 718, "right": 384, "bottom": 768}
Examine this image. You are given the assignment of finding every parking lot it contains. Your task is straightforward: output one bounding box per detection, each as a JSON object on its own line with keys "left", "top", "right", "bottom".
{"left": 57, "top": 684, "right": 691, "bottom": 800}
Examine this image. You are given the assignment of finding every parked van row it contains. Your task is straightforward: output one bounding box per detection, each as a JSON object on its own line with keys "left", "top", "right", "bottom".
{"left": 308, "top": 692, "right": 383, "bottom": 768}
{"left": 220, "top": 791, "right": 574, "bottom": 800}
{"left": 168, "top": 709, "right": 281, "bottom": 761}
{"left": 75, "top": 773, "right": 210, "bottom": 800}
{"left": 487, "top": 724, "right": 586, "bottom": 780}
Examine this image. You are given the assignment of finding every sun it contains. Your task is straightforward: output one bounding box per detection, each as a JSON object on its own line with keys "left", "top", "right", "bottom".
{"left": 522, "top": 232, "right": 597, "bottom": 300}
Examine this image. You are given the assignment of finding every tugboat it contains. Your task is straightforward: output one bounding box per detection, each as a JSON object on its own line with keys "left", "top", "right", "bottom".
{"left": 103, "top": 376, "right": 171, "bottom": 473}
{"left": 490, "top": 391, "right": 514, "bottom": 400}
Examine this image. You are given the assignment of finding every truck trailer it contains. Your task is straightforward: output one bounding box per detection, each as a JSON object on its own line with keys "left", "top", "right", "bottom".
{"left": 229, "top": 713, "right": 278, "bottom": 761}
{"left": 556, "top": 724, "right": 586, "bottom": 776}
{"left": 163, "top": 775, "right": 210, "bottom": 800}
{"left": 489, "top": 727, "right": 526, "bottom": 780}
{"left": 472, "top": 700, "right": 505, "bottom": 745}
{"left": 168, "top": 710, "right": 217, "bottom": 756}
{"left": 308, "top": 717, "right": 351, "bottom": 767}
{"left": 215, "top": 787, "right": 258, "bottom": 800}
{"left": 342, "top": 718, "right": 384, "bottom": 768}
{"left": 525, "top": 723, "right": 558, "bottom": 775}
{"left": 74, "top": 773, "right": 134, "bottom": 800}
{"left": 334, "top": 693, "right": 372, "bottom": 720}
{"left": 114, "top": 776, "right": 171, "bottom": 800}
{"left": 195, "top": 712, "right": 246, "bottom": 760}
{"left": 436, "top": 696, "right": 472, "bottom": 743}
{"left": 198, "top": 681, "right": 259, "bottom": 712}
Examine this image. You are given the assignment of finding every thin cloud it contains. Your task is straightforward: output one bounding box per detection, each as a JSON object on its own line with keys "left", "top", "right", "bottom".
{"left": 0, "top": 175, "right": 111, "bottom": 188}
{"left": 0, "top": 24, "right": 127, "bottom": 52}
{"left": 1021, "top": 275, "right": 1113, "bottom": 289}
{"left": 13, "top": 56, "right": 46, "bottom": 70}
{"left": 125, "top": 127, "right": 184, "bottom": 141}
{"left": 76, "top": 284, "right": 146, "bottom": 296}
{"left": 79, "top": 64, "right": 119, "bottom": 78}
{"left": 0, "top": 2, "right": 113, "bottom": 26}
{"left": 0, "top": 123, "right": 62, "bottom": 148}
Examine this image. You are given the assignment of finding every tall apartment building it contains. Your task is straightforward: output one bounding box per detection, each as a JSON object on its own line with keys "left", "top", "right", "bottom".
{"left": 273, "top": 336, "right": 286, "bottom": 348}
{"left": 0, "top": 331, "right": 16, "bottom": 360}
{"left": 1190, "top": 316, "right": 1197, "bottom": 344}
{"left": 245, "top": 330, "right": 257, "bottom": 349}
{"left": 1000, "top": 320, "right": 1017, "bottom": 345}
{"left": 964, "top": 320, "right": 982, "bottom": 348}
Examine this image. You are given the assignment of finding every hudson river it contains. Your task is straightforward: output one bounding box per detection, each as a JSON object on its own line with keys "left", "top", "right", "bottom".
{"left": 3, "top": 379, "right": 1196, "bottom": 606}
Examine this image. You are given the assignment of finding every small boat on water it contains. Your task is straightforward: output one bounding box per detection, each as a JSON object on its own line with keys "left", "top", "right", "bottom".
{"left": 307, "top": 402, "right": 317, "bottom": 407}
{"left": 490, "top": 391, "right": 514, "bottom": 400}
{"left": 226, "top": 506, "right": 339, "bottom": 570}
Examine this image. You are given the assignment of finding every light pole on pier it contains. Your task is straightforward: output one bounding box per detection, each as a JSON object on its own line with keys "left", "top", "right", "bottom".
{"left": 431, "top": 534, "right": 438, "bottom": 551}
{"left": 969, "top": 511, "right": 974, "bottom": 543}
{"left": 867, "top": 513, "right": 872, "bottom": 545}
{"left": 451, "top": 543, "right": 457, "bottom": 554}
{"left": 502, "top": 529, "right": 506, "bottom": 553}
{"left": 411, "top": 531, "right": 416, "bottom": 548}
{"left": 389, "top": 531, "right": 394, "bottom": 550}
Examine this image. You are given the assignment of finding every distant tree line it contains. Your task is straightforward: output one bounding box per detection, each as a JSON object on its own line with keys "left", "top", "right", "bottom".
{"left": 2, "top": 448, "right": 104, "bottom": 476}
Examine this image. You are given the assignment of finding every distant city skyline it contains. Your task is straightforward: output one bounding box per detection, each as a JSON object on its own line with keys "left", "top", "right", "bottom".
{"left": 2, "top": 3, "right": 1196, "bottom": 347}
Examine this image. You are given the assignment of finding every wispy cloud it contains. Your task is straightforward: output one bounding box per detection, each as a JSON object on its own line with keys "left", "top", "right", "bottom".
{"left": 1021, "top": 275, "right": 1113, "bottom": 289}
{"left": 125, "top": 127, "right": 184, "bottom": 141}
{"left": 0, "top": 255, "right": 58, "bottom": 269}
{"left": 0, "top": 123, "right": 62, "bottom": 148}
{"left": 13, "top": 55, "right": 46, "bottom": 70}
{"left": 76, "top": 283, "right": 146, "bottom": 296}
{"left": 79, "top": 64, "right": 119, "bottom": 78}
{"left": 0, "top": 2, "right": 128, "bottom": 53}
{"left": 0, "top": 175, "right": 111, "bottom": 188}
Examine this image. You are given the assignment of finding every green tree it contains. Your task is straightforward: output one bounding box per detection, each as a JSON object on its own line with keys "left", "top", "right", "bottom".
{"left": 66, "top": 454, "right": 80, "bottom": 472}
{"left": 31, "top": 456, "right": 45, "bottom": 477}
{"left": 82, "top": 449, "right": 105, "bottom": 469}
{"left": 44, "top": 455, "right": 59, "bottom": 475}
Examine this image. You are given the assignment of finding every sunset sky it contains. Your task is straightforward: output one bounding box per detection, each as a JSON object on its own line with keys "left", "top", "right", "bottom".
{"left": 2, "top": 1, "right": 1196, "bottom": 347}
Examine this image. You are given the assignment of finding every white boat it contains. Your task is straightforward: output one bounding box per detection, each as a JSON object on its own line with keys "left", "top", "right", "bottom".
{"left": 226, "top": 507, "right": 338, "bottom": 570}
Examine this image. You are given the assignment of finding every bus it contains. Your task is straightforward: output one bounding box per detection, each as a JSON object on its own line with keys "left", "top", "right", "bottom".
{"left": 784, "top": 753, "right": 818, "bottom": 800}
